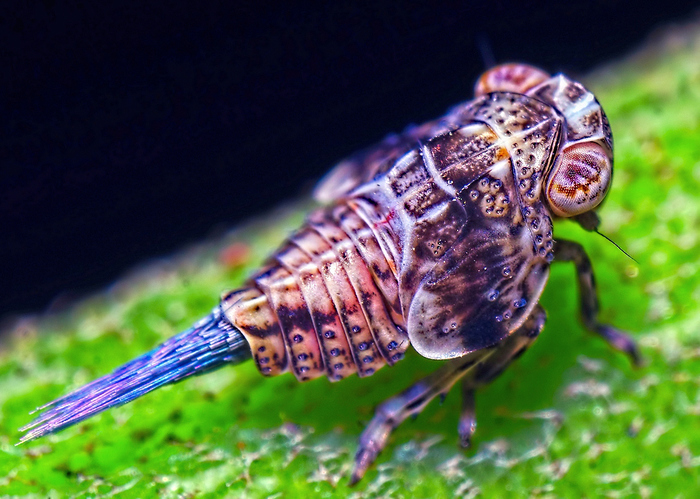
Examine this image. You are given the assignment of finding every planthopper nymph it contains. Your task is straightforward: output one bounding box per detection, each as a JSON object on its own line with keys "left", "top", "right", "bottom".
{"left": 20, "top": 63, "right": 640, "bottom": 484}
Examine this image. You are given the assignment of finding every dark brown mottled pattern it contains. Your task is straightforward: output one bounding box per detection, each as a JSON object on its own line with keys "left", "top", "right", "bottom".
{"left": 274, "top": 242, "right": 338, "bottom": 379}
{"left": 227, "top": 70, "right": 613, "bottom": 375}
{"left": 254, "top": 266, "right": 324, "bottom": 381}
{"left": 221, "top": 287, "right": 287, "bottom": 376}
{"left": 332, "top": 205, "right": 402, "bottom": 324}
{"left": 309, "top": 212, "right": 392, "bottom": 376}
{"left": 426, "top": 124, "right": 500, "bottom": 177}
{"left": 333, "top": 204, "right": 409, "bottom": 363}
{"left": 314, "top": 119, "right": 453, "bottom": 203}
{"left": 290, "top": 229, "right": 359, "bottom": 380}
{"left": 227, "top": 196, "right": 413, "bottom": 381}
{"left": 338, "top": 91, "right": 561, "bottom": 359}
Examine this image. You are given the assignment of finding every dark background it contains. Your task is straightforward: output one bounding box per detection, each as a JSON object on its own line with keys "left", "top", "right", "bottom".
{"left": 2, "top": 1, "right": 698, "bottom": 321}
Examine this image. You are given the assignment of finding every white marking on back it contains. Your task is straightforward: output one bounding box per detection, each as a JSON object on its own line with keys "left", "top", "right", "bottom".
{"left": 421, "top": 143, "right": 458, "bottom": 197}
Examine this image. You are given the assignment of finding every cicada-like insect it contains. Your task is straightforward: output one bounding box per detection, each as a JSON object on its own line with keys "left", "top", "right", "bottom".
{"left": 20, "top": 64, "right": 640, "bottom": 484}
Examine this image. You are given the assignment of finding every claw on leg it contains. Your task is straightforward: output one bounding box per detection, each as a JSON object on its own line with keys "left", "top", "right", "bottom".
{"left": 350, "top": 397, "right": 404, "bottom": 485}
{"left": 596, "top": 325, "right": 643, "bottom": 367}
{"left": 458, "top": 387, "right": 476, "bottom": 448}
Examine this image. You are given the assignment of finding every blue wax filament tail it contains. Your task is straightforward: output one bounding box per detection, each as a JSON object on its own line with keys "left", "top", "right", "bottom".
{"left": 18, "top": 306, "right": 250, "bottom": 443}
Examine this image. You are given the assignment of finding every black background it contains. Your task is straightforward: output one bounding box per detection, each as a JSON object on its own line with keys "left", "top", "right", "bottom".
{"left": 2, "top": 1, "right": 698, "bottom": 320}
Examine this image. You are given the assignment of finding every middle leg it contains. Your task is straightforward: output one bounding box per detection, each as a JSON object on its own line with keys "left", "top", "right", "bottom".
{"left": 350, "top": 305, "right": 547, "bottom": 484}
{"left": 458, "top": 304, "right": 547, "bottom": 447}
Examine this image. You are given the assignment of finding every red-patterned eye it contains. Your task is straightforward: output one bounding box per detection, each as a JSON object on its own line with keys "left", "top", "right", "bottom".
{"left": 545, "top": 142, "right": 612, "bottom": 217}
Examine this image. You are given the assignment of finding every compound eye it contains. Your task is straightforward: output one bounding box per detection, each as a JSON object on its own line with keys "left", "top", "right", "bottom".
{"left": 546, "top": 142, "right": 612, "bottom": 217}
{"left": 474, "top": 64, "right": 550, "bottom": 97}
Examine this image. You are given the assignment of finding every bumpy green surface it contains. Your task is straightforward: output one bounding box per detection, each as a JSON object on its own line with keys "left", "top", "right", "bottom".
{"left": 3, "top": 29, "right": 700, "bottom": 498}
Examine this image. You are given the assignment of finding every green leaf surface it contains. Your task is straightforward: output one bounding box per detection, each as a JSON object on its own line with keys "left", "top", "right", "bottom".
{"left": 3, "top": 27, "right": 700, "bottom": 498}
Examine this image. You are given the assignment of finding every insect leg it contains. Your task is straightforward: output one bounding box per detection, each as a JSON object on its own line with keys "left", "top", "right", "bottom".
{"left": 458, "top": 304, "right": 546, "bottom": 447}
{"left": 554, "top": 239, "right": 642, "bottom": 365}
{"left": 350, "top": 351, "right": 486, "bottom": 485}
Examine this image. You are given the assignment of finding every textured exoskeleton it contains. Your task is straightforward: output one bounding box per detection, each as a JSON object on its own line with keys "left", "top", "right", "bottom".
{"left": 20, "top": 63, "right": 640, "bottom": 484}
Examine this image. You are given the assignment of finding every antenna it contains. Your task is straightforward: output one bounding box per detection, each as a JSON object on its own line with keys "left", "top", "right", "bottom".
{"left": 594, "top": 229, "right": 638, "bottom": 264}
{"left": 476, "top": 34, "right": 495, "bottom": 70}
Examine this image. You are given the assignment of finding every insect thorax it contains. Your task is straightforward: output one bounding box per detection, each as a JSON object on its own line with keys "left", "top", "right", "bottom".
{"left": 345, "top": 92, "right": 561, "bottom": 359}
{"left": 223, "top": 91, "right": 564, "bottom": 379}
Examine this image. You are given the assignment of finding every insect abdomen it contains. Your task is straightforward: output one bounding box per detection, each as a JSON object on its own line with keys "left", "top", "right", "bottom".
{"left": 221, "top": 202, "right": 409, "bottom": 382}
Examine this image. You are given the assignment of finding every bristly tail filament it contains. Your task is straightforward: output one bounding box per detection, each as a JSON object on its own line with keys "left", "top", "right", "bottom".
{"left": 18, "top": 306, "right": 251, "bottom": 444}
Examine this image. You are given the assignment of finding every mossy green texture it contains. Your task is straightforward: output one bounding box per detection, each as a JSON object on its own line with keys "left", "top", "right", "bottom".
{"left": 3, "top": 31, "right": 700, "bottom": 497}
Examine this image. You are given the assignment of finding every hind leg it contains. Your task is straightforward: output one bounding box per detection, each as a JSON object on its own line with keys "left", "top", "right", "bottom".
{"left": 554, "top": 239, "right": 641, "bottom": 366}
{"left": 350, "top": 305, "right": 546, "bottom": 484}
{"left": 458, "top": 304, "right": 546, "bottom": 447}
{"left": 349, "top": 350, "right": 485, "bottom": 484}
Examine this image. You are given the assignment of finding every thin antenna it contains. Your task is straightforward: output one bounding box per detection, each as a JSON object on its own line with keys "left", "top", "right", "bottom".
{"left": 476, "top": 34, "right": 496, "bottom": 70}
{"left": 595, "top": 229, "right": 638, "bottom": 264}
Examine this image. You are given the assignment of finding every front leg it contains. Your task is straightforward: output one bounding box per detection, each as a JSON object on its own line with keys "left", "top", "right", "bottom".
{"left": 554, "top": 239, "right": 642, "bottom": 365}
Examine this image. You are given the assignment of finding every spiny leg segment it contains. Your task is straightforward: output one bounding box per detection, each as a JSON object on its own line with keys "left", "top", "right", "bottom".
{"left": 554, "top": 239, "right": 642, "bottom": 366}
{"left": 350, "top": 354, "right": 481, "bottom": 485}
{"left": 350, "top": 305, "right": 546, "bottom": 485}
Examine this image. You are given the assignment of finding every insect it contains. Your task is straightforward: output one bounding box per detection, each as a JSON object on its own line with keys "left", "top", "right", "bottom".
{"left": 20, "top": 63, "right": 640, "bottom": 484}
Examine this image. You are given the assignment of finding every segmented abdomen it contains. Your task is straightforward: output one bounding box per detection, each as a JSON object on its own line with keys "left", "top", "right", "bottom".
{"left": 221, "top": 202, "right": 409, "bottom": 382}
